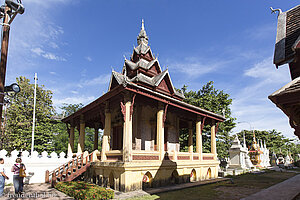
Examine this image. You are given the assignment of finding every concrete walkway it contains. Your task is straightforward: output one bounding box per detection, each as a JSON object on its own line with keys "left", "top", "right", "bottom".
{"left": 241, "top": 174, "right": 300, "bottom": 200}
{"left": 0, "top": 183, "right": 73, "bottom": 200}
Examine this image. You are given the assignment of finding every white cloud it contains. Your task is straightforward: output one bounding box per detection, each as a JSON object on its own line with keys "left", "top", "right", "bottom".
{"left": 245, "top": 23, "right": 276, "bottom": 41}
{"left": 43, "top": 52, "right": 66, "bottom": 61}
{"left": 31, "top": 47, "right": 66, "bottom": 61}
{"left": 244, "top": 57, "right": 290, "bottom": 84}
{"left": 53, "top": 96, "right": 96, "bottom": 108}
{"left": 85, "top": 56, "right": 92, "bottom": 62}
{"left": 5, "top": 1, "right": 68, "bottom": 82}
{"left": 31, "top": 47, "right": 44, "bottom": 56}
{"left": 71, "top": 91, "right": 79, "bottom": 94}
{"left": 167, "top": 57, "right": 228, "bottom": 78}
{"left": 49, "top": 71, "right": 57, "bottom": 75}
{"left": 82, "top": 74, "right": 111, "bottom": 86}
{"left": 231, "top": 57, "right": 294, "bottom": 138}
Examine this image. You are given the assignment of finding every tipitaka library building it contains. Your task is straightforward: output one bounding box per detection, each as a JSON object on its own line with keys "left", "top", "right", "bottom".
{"left": 62, "top": 20, "right": 225, "bottom": 192}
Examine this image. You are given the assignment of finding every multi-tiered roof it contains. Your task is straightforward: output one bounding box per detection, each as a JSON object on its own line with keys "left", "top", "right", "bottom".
{"left": 62, "top": 20, "right": 225, "bottom": 129}
{"left": 109, "top": 20, "right": 185, "bottom": 101}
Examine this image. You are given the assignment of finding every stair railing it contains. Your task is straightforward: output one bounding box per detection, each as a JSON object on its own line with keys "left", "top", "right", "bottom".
{"left": 45, "top": 152, "right": 94, "bottom": 187}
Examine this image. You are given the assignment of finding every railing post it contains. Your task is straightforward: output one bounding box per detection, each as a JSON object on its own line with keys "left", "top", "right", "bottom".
{"left": 52, "top": 172, "right": 56, "bottom": 188}
{"left": 45, "top": 170, "right": 49, "bottom": 183}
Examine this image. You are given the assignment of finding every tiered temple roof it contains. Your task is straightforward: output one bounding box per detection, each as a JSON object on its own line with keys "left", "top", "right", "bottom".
{"left": 109, "top": 20, "right": 185, "bottom": 100}
{"left": 62, "top": 20, "right": 225, "bottom": 128}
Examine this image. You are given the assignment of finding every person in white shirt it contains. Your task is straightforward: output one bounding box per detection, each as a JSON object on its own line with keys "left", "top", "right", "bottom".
{"left": 0, "top": 158, "right": 9, "bottom": 197}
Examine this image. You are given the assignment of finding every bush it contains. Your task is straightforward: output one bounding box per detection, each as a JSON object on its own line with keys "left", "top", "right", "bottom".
{"left": 55, "top": 181, "right": 114, "bottom": 200}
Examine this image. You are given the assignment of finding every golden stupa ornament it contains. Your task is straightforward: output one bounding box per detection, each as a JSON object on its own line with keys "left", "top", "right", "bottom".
{"left": 248, "top": 131, "right": 262, "bottom": 166}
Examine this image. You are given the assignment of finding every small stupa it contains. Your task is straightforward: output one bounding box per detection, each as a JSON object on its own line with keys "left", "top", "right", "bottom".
{"left": 248, "top": 131, "right": 262, "bottom": 166}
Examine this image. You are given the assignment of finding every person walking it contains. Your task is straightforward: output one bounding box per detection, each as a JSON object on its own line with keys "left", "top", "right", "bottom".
{"left": 0, "top": 158, "right": 9, "bottom": 197}
{"left": 11, "top": 158, "right": 26, "bottom": 194}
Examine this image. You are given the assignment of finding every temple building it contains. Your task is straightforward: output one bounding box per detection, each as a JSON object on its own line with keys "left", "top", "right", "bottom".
{"left": 269, "top": 5, "right": 300, "bottom": 139}
{"left": 61, "top": 20, "right": 225, "bottom": 192}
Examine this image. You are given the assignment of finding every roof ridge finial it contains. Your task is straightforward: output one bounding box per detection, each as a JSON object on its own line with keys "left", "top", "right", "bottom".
{"left": 137, "top": 19, "right": 149, "bottom": 45}
{"left": 141, "top": 19, "right": 145, "bottom": 31}
{"left": 270, "top": 7, "right": 282, "bottom": 17}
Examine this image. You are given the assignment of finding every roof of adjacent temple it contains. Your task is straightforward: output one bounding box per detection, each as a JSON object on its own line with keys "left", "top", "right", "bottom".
{"left": 269, "top": 76, "right": 300, "bottom": 98}
{"left": 274, "top": 5, "right": 300, "bottom": 66}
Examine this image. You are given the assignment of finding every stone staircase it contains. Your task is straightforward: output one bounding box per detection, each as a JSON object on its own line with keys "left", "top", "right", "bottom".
{"left": 45, "top": 152, "right": 95, "bottom": 187}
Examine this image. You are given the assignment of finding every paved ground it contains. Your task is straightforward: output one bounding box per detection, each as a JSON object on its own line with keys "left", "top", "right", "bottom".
{"left": 241, "top": 174, "right": 300, "bottom": 200}
{"left": 0, "top": 183, "right": 73, "bottom": 200}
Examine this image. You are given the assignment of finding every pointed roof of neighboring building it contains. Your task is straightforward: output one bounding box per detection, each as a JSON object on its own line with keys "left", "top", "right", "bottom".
{"left": 273, "top": 5, "right": 300, "bottom": 67}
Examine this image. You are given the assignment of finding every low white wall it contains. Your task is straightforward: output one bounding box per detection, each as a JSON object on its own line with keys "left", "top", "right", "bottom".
{"left": 0, "top": 149, "right": 69, "bottom": 184}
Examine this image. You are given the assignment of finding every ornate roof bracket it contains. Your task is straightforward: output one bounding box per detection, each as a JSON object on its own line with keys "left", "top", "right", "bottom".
{"left": 66, "top": 123, "right": 70, "bottom": 137}
{"left": 289, "top": 115, "right": 300, "bottom": 138}
{"left": 201, "top": 117, "right": 207, "bottom": 131}
{"left": 130, "top": 93, "right": 136, "bottom": 120}
{"left": 216, "top": 122, "right": 220, "bottom": 134}
{"left": 163, "top": 103, "right": 169, "bottom": 128}
{"left": 120, "top": 102, "right": 126, "bottom": 122}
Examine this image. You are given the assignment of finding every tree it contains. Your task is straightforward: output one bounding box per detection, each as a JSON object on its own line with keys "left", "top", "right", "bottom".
{"left": 52, "top": 103, "right": 100, "bottom": 154}
{"left": 3, "top": 76, "right": 56, "bottom": 153}
{"left": 179, "top": 81, "right": 236, "bottom": 158}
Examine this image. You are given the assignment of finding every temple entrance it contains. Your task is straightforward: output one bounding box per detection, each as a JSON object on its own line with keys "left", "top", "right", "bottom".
{"left": 190, "top": 169, "right": 196, "bottom": 182}
{"left": 207, "top": 168, "right": 212, "bottom": 179}
{"left": 112, "top": 126, "right": 123, "bottom": 150}
{"left": 109, "top": 172, "right": 115, "bottom": 189}
{"left": 142, "top": 171, "right": 153, "bottom": 189}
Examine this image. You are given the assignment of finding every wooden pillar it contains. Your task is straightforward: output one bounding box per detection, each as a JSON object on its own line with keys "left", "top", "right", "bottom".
{"left": 94, "top": 123, "right": 100, "bottom": 150}
{"left": 77, "top": 115, "right": 85, "bottom": 154}
{"left": 123, "top": 94, "right": 133, "bottom": 162}
{"left": 101, "top": 108, "right": 111, "bottom": 161}
{"left": 211, "top": 120, "right": 217, "bottom": 159}
{"left": 67, "top": 126, "right": 75, "bottom": 157}
{"left": 188, "top": 122, "right": 193, "bottom": 154}
{"left": 196, "top": 118, "right": 202, "bottom": 161}
{"left": 157, "top": 103, "right": 164, "bottom": 160}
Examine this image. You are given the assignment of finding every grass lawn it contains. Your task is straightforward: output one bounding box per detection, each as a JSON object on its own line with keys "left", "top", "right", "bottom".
{"left": 127, "top": 170, "right": 298, "bottom": 200}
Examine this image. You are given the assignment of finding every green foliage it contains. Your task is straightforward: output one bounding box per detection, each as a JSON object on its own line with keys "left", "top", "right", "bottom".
{"left": 179, "top": 81, "right": 236, "bottom": 158}
{"left": 60, "top": 103, "right": 84, "bottom": 117}
{"left": 2, "top": 76, "right": 56, "bottom": 153}
{"left": 52, "top": 104, "right": 101, "bottom": 154}
{"left": 55, "top": 181, "right": 114, "bottom": 200}
{"left": 236, "top": 129, "right": 300, "bottom": 161}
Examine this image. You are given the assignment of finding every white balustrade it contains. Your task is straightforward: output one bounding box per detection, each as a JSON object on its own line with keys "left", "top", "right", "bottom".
{"left": 0, "top": 149, "right": 69, "bottom": 184}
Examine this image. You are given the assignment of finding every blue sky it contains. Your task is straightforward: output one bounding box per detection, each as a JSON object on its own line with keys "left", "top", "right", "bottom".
{"left": 3, "top": 0, "right": 300, "bottom": 140}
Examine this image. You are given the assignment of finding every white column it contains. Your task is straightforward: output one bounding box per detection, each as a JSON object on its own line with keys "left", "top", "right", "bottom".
{"left": 188, "top": 122, "right": 193, "bottom": 153}
{"left": 211, "top": 120, "right": 217, "bottom": 160}
{"left": 157, "top": 103, "right": 164, "bottom": 160}
{"left": 101, "top": 109, "right": 111, "bottom": 161}
{"left": 196, "top": 118, "right": 202, "bottom": 161}
{"left": 67, "top": 126, "right": 75, "bottom": 157}
{"left": 123, "top": 95, "right": 133, "bottom": 162}
{"left": 77, "top": 115, "right": 85, "bottom": 154}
